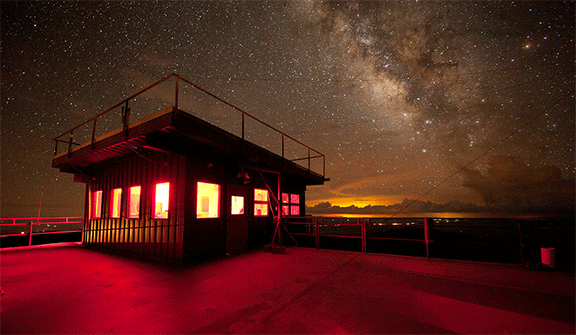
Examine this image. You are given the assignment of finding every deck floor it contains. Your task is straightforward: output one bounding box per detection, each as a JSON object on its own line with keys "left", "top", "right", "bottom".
{"left": 1, "top": 244, "right": 574, "bottom": 334}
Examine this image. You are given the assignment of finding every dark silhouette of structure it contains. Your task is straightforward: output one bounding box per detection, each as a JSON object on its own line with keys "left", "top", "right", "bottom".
{"left": 52, "top": 74, "right": 327, "bottom": 262}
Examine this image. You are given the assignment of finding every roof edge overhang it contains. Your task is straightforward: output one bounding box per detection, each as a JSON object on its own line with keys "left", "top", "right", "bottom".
{"left": 52, "top": 107, "right": 326, "bottom": 186}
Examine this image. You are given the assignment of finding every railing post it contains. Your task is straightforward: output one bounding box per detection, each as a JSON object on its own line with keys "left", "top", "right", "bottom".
{"left": 315, "top": 218, "right": 320, "bottom": 249}
{"left": 54, "top": 140, "right": 58, "bottom": 156}
{"left": 282, "top": 134, "right": 285, "bottom": 158}
{"left": 28, "top": 221, "right": 34, "bottom": 247}
{"left": 241, "top": 113, "right": 245, "bottom": 140}
{"left": 424, "top": 218, "right": 432, "bottom": 258}
{"left": 518, "top": 222, "right": 523, "bottom": 265}
{"left": 67, "top": 131, "right": 74, "bottom": 155}
{"left": 91, "top": 118, "right": 97, "bottom": 147}
{"left": 362, "top": 219, "right": 367, "bottom": 253}
{"left": 122, "top": 100, "right": 130, "bottom": 135}
{"left": 175, "top": 76, "right": 179, "bottom": 109}
{"left": 307, "top": 148, "right": 311, "bottom": 172}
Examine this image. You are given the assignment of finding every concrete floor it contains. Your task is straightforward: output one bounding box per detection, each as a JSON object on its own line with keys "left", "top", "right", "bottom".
{"left": 1, "top": 244, "right": 574, "bottom": 334}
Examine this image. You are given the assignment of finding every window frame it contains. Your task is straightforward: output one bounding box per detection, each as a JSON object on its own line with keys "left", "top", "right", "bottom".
{"left": 127, "top": 185, "right": 141, "bottom": 219}
{"left": 196, "top": 181, "right": 221, "bottom": 219}
{"left": 153, "top": 182, "right": 170, "bottom": 220}
{"left": 109, "top": 188, "right": 122, "bottom": 218}
{"left": 254, "top": 188, "right": 269, "bottom": 217}
{"left": 91, "top": 190, "right": 103, "bottom": 219}
{"left": 282, "top": 192, "right": 300, "bottom": 216}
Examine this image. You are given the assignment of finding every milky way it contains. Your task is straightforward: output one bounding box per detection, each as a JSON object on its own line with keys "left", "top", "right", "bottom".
{"left": 1, "top": 1, "right": 574, "bottom": 217}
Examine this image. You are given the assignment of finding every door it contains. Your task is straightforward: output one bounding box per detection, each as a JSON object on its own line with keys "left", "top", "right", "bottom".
{"left": 226, "top": 184, "right": 250, "bottom": 255}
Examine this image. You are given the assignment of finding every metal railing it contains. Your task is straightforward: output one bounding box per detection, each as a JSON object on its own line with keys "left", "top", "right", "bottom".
{"left": 52, "top": 73, "right": 325, "bottom": 178}
{"left": 283, "top": 216, "right": 574, "bottom": 266}
{"left": 1, "top": 217, "right": 83, "bottom": 248}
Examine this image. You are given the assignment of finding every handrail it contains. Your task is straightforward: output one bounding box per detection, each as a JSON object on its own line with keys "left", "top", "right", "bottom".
{"left": 52, "top": 73, "right": 325, "bottom": 178}
{"left": 1, "top": 217, "right": 83, "bottom": 248}
{"left": 283, "top": 215, "right": 574, "bottom": 264}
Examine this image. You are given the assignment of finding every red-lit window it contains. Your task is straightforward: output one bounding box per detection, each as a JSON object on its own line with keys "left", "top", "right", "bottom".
{"left": 197, "top": 182, "right": 220, "bottom": 218}
{"left": 282, "top": 193, "right": 300, "bottom": 216}
{"left": 254, "top": 188, "right": 268, "bottom": 217}
{"left": 110, "top": 188, "right": 122, "bottom": 218}
{"left": 127, "top": 186, "right": 141, "bottom": 219}
{"left": 231, "top": 196, "right": 244, "bottom": 215}
{"left": 154, "top": 182, "right": 170, "bottom": 219}
{"left": 92, "top": 190, "right": 102, "bottom": 219}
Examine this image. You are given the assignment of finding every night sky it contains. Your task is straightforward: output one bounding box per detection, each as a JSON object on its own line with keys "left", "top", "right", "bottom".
{"left": 2, "top": 1, "right": 574, "bottom": 218}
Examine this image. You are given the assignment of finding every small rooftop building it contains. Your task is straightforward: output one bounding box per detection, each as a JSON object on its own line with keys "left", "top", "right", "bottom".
{"left": 52, "top": 74, "right": 327, "bottom": 263}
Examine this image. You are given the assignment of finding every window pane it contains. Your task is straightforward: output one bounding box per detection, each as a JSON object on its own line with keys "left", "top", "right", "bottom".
{"left": 254, "top": 189, "right": 268, "bottom": 217}
{"left": 127, "top": 186, "right": 141, "bottom": 219}
{"left": 254, "top": 203, "right": 268, "bottom": 216}
{"left": 282, "top": 193, "right": 289, "bottom": 203}
{"left": 197, "top": 182, "right": 220, "bottom": 218}
{"left": 110, "top": 188, "right": 122, "bottom": 218}
{"left": 154, "top": 182, "right": 170, "bottom": 219}
{"left": 92, "top": 190, "right": 102, "bottom": 218}
{"left": 231, "top": 196, "right": 244, "bottom": 215}
{"left": 282, "top": 205, "right": 289, "bottom": 215}
{"left": 291, "top": 194, "right": 300, "bottom": 204}
{"left": 290, "top": 205, "right": 300, "bottom": 216}
{"left": 254, "top": 188, "right": 268, "bottom": 202}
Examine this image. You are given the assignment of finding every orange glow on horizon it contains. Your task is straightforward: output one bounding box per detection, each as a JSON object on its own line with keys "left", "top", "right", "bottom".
{"left": 306, "top": 195, "right": 407, "bottom": 209}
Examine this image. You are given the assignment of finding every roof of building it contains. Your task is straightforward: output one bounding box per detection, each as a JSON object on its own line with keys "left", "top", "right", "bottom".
{"left": 52, "top": 106, "right": 326, "bottom": 185}
{"left": 2, "top": 245, "right": 574, "bottom": 334}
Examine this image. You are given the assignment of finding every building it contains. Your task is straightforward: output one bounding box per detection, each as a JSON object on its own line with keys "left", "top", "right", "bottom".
{"left": 52, "top": 74, "right": 327, "bottom": 263}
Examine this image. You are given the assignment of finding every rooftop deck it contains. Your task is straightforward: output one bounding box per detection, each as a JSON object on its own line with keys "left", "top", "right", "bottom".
{"left": 1, "top": 244, "right": 574, "bottom": 334}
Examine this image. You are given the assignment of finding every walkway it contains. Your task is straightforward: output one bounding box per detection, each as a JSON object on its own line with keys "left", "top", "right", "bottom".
{"left": 1, "top": 244, "right": 574, "bottom": 334}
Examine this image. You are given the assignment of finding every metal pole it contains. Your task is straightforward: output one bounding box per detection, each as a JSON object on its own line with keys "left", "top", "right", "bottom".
{"left": 174, "top": 76, "right": 179, "bottom": 109}
{"left": 518, "top": 222, "right": 523, "bottom": 265}
{"left": 361, "top": 219, "right": 366, "bottom": 253}
{"left": 68, "top": 131, "right": 74, "bottom": 155}
{"left": 424, "top": 218, "right": 432, "bottom": 258}
{"left": 91, "top": 118, "right": 97, "bottom": 146}
{"left": 315, "top": 218, "right": 320, "bottom": 249}
{"left": 28, "top": 221, "right": 34, "bottom": 247}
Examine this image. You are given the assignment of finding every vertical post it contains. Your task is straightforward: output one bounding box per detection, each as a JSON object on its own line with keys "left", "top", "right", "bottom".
{"left": 307, "top": 148, "right": 311, "bottom": 172}
{"left": 28, "top": 221, "right": 34, "bottom": 247}
{"left": 67, "top": 131, "right": 74, "bottom": 155}
{"left": 361, "top": 219, "right": 366, "bottom": 253}
{"left": 54, "top": 140, "right": 58, "bottom": 156}
{"left": 281, "top": 135, "right": 285, "bottom": 158}
{"left": 174, "top": 76, "right": 179, "bottom": 109}
{"left": 424, "top": 218, "right": 432, "bottom": 258}
{"left": 277, "top": 173, "right": 282, "bottom": 247}
{"left": 518, "top": 222, "right": 523, "bottom": 265}
{"left": 91, "top": 118, "right": 97, "bottom": 146}
{"left": 122, "top": 100, "right": 130, "bottom": 135}
{"left": 241, "top": 113, "right": 245, "bottom": 140}
{"left": 315, "top": 218, "right": 320, "bottom": 249}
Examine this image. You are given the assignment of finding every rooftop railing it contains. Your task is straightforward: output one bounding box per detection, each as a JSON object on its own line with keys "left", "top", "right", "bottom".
{"left": 1, "top": 217, "right": 83, "bottom": 248}
{"left": 283, "top": 216, "right": 574, "bottom": 268}
{"left": 53, "top": 73, "right": 325, "bottom": 178}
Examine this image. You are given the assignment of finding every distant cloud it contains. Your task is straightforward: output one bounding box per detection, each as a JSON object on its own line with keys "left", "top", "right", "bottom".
{"left": 307, "top": 198, "right": 485, "bottom": 216}
{"left": 462, "top": 155, "right": 575, "bottom": 214}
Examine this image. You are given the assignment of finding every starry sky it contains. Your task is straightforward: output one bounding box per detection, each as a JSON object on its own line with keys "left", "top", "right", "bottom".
{"left": 2, "top": 1, "right": 574, "bottom": 218}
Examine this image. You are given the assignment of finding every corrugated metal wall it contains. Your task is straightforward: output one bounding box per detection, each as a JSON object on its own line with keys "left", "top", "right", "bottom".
{"left": 83, "top": 151, "right": 186, "bottom": 262}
